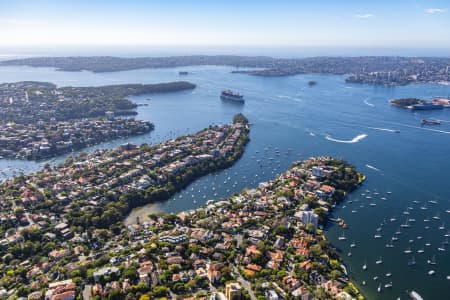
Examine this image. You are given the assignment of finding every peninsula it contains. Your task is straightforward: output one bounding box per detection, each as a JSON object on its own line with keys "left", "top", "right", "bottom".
{"left": 0, "top": 118, "right": 154, "bottom": 160}
{"left": 2, "top": 56, "right": 450, "bottom": 85}
{"left": 0, "top": 81, "right": 196, "bottom": 159}
{"left": 0, "top": 81, "right": 196, "bottom": 123}
{"left": 0, "top": 126, "right": 366, "bottom": 300}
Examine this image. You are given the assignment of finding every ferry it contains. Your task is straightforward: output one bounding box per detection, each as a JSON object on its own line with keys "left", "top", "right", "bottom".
{"left": 421, "top": 118, "right": 441, "bottom": 125}
{"left": 220, "top": 90, "right": 245, "bottom": 102}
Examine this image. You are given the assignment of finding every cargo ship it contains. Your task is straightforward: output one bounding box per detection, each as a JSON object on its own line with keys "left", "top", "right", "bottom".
{"left": 220, "top": 90, "right": 244, "bottom": 103}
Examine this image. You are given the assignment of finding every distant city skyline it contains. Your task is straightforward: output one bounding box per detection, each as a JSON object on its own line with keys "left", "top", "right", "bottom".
{"left": 1, "top": 0, "right": 449, "bottom": 50}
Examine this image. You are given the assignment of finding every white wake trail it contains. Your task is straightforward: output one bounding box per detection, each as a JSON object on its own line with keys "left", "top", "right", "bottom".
{"left": 325, "top": 134, "right": 368, "bottom": 144}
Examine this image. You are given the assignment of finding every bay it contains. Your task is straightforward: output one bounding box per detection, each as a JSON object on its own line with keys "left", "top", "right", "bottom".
{"left": 0, "top": 64, "right": 449, "bottom": 299}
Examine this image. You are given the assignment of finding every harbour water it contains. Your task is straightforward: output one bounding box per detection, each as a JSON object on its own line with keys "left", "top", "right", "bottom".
{"left": 0, "top": 64, "right": 449, "bottom": 299}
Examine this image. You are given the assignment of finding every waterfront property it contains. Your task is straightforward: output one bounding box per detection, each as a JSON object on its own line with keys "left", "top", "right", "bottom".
{"left": 0, "top": 117, "right": 154, "bottom": 160}
{"left": 2, "top": 56, "right": 450, "bottom": 86}
{"left": 0, "top": 150, "right": 363, "bottom": 299}
{"left": 0, "top": 80, "right": 195, "bottom": 159}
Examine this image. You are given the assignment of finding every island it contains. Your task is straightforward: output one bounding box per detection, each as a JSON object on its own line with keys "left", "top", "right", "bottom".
{"left": 0, "top": 121, "right": 367, "bottom": 300}
{"left": 2, "top": 55, "right": 450, "bottom": 85}
{"left": 0, "top": 81, "right": 196, "bottom": 159}
{"left": 389, "top": 97, "right": 447, "bottom": 110}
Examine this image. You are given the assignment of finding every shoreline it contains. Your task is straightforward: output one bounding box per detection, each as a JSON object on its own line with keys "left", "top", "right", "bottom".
{"left": 134, "top": 157, "right": 365, "bottom": 299}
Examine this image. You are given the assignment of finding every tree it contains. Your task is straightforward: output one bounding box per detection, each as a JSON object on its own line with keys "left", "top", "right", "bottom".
{"left": 123, "top": 265, "right": 139, "bottom": 282}
{"left": 172, "top": 282, "right": 186, "bottom": 293}
{"left": 232, "top": 113, "right": 249, "bottom": 124}
{"left": 108, "top": 289, "right": 124, "bottom": 300}
{"left": 152, "top": 286, "right": 169, "bottom": 298}
{"left": 309, "top": 244, "right": 323, "bottom": 258}
{"left": 330, "top": 269, "right": 342, "bottom": 280}
{"left": 273, "top": 225, "right": 291, "bottom": 237}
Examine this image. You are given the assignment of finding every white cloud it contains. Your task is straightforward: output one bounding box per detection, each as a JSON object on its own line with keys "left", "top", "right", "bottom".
{"left": 354, "top": 14, "right": 374, "bottom": 19}
{"left": 424, "top": 8, "right": 447, "bottom": 14}
{"left": 0, "top": 18, "right": 43, "bottom": 26}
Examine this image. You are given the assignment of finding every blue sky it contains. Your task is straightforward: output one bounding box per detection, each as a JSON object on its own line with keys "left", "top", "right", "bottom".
{"left": 0, "top": 0, "right": 449, "bottom": 49}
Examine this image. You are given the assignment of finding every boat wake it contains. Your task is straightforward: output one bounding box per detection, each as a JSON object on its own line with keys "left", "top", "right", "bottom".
{"left": 403, "top": 124, "right": 450, "bottom": 134}
{"left": 325, "top": 134, "right": 368, "bottom": 144}
{"left": 434, "top": 119, "right": 450, "bottom": 123}
{"left": 366, "top": 164, "right": 381, "bottom": 172}
{"left": 368, "top": 127, "right": 399, "bottom": 133}
{"left": 306, "top": 129, "right": 317, "bottom": 137}
{"left": 276, "top": 95, "right": 302, "bottom": 103}
{"left": 363, "top": 99, "right": 375, "bottom": 107}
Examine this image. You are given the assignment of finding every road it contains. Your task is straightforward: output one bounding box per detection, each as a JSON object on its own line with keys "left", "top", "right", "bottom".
{"left": 232, "top": 266, "right": 256, "bottom": 300}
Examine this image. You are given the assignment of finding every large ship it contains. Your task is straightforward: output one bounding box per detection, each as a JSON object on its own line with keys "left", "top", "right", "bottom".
{"left": 421, "top": 118, "right": 441, "bottom": 125}
{"left": 410, "top": 102, "right": 443, "bottom": 110}
{"left": 220, "top": 90, "right": 244, "bottom": 102}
